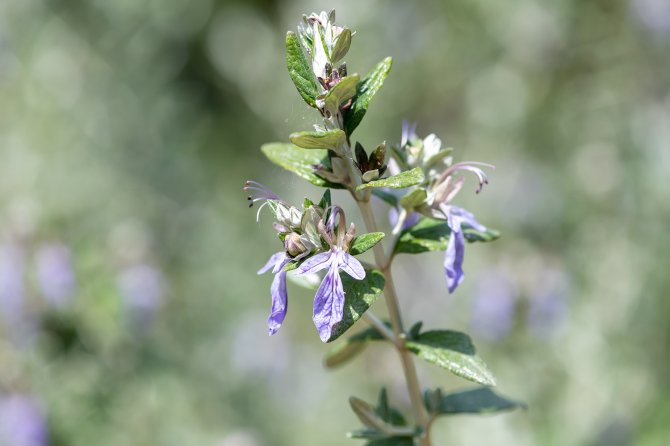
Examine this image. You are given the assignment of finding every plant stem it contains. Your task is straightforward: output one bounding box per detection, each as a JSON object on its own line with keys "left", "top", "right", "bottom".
{"left": 362, "top": 311, "right": 397, "bottom": 346}
{"left": 357, "top": 199, "right": 431, "bottom": 445}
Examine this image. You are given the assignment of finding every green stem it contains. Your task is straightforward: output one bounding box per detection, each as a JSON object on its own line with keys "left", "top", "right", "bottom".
{"left": 357, "top": 199, "right": 431, "bottom": 445}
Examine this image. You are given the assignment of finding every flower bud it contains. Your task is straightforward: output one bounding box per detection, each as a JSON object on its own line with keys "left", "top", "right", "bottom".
{"left": 285, "top": 232, "right": 307, "bottom": 257}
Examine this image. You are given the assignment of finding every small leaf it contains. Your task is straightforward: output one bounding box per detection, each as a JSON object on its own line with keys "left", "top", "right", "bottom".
{"left": 326, "top": 269, "right": 385, "bottom": 342}
{"left": 324, "top": 325, "right": 386, "bottom": 368}
{"left": 318, "top": 189, "right": 331, "bottom": 209}
{"left": 366, "top": 437, "right": 416, "bottom": 446}
{"left": 343, "top": 57, "right": 393, "bottom": 135}
{"left": 349, "top": 232, "right": 385, "bottom": 256}
{"left": 285, "top": 31, "right": 318, "bottom": 107}
{"left": 372, "top": 189, "right": 399, "bottom": 207}
{"left": 394, "top": 218, "right": 500, "bottom": 254}
{"left": 261, "top": 143, "right": 345, "bottom": 189}
{"left": 321, "top": 74, "right": 359, "bottom": 116}
{"left": 350, "top": 397, "right": 396, "bottom": 434}
{"left": 331, "top": 27, "right": 352, "bottom": 62}
{"left": 431, "top": 387, "right": 526, "bottom": 415}
{"left": 406, "top": 330, "right": 496, "bottom": 386}
{"left": 289, "top": 129, "right": 346, "bottom": 152}
{"left": 399, "top": 188, "right": 427, "bottom": 209}
{"left": 357, "top": 168, "right": 425, "bottom": 191}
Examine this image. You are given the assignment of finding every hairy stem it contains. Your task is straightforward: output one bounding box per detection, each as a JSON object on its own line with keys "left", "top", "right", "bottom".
{"left": 357, "top": 199, "right": 431, "bottom": 445}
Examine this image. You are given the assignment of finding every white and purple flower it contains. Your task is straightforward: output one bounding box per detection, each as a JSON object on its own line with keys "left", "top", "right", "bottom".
{"left": 295, "top": 207, "right": 365, "bottom": 342}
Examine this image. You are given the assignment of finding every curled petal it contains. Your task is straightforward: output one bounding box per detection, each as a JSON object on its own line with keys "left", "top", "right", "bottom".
{"left": 312, "top": 264, "right": 345, "bottom": 342}
{"left": 447, "top": 206, "right": 487, "bottom": 233}
{"left": 444, "top": 230, "right": 465, "bottom": 294}
{"left": 258, "top": 252, "right": 287, "bottom": 275}
{"left": 268, "top": 271, "right": 288, "bottom": 335}
{"left": 295, "top": 251, "right": 333, "bottom": 276}
{"left": 339, "top": 252, "right": 365, "bottom": 280}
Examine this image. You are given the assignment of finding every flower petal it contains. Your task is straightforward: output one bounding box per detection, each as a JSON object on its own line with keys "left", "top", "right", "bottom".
{"left": 444, "top": 230, "right": 465, "bottom": 294}
{"left": 295, "top": 251, "right": 333, "bottom": 276}
{"left": 257, "top": 251, "right": 287, "bottom": 275}
{"left": 267, "top": 271, "right": 288, "bottom": 335}
{"left": 446, "top": 206, "right": 487, "bottom": 233}
{"left": 339, "top": 252, "right": 366, "bottom": 280}
{"left": 312, "top": 264, "right": 345, "bottom": 342}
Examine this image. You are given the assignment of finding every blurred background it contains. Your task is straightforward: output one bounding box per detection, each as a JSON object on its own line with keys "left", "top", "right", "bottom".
{"left": 1, "top": 0, "right": 669, "bottom": 444}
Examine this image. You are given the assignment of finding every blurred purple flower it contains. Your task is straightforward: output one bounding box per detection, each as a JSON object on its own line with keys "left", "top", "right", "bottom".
{"left": 388, "top": 207, "right": 420, "bottom": 231}
{"left": 257, "top": 252, "right": 290, "bottom": 336}
{"left": 0, "top": 243, "right": 27, "bottom": 332}
{"left": 35, "top": 243, "right": 76, "bottom": 308}
{"left": 526, "top": 293, "right": 567, "bottom": 340}
{"left": 631, "top": 0, "right": 670, "bottom": 37}
{"left": 117, "top": 264, "right": 165, "bottom": 331}
{"left": 295, "top": 207, "right": 365, "bottom": 342}
{"left": 442, "top": 206, "right": 488, "bottom": 293}
{"left": 0, "top": 395, "right": 48, "bottom": 446}
{"left": 470, "top": 271, "right": 518, "bottom": 341}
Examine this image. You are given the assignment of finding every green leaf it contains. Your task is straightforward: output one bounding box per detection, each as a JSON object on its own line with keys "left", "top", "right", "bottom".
{"left": 366, "top": 438, "right": 415, "bottom": 446}
{"left": 394, "top": 218, "right": 500, "bottom": 254}
{"left": 326, "top": 269, "right": 385, "bottom": 342}
{"left": 261, "top": 143, "right": 345, "bottom": 189}
{"left": 321, "top": 74, "right": 359, "bottom": 117}
{"left": 324, "top": 325, "right": 386, "bottom": 368}
{"left": 356, "top": 168, "right": 424, "bottom": 191}
{"left": 399, "top": 188, "right": 427, "bottom": 209}
{"left": 343, "top": 57, "right": 393, "bottom": 135}
{"left": 406, "top": 330, "right": 496, "bottom": 386}
{"left": 289, "top": 129, "right": 346, "bottom": 152}
{"left": 431, "top": 387, "right": 526, "bottom": 415}
{"left": 372, "top": 189, "right": 399, "bottom": 207}
{"left": 318, "top": 189, "right": 331, "bottom": 209}
{"left": 331, "top": 28, "right": 352, "bottom": 62}
{"left": 286, "top": 31, "right": 318, "bottom": 107}
{"left": 349, "top": 232, "right": 385, "bottom": 256}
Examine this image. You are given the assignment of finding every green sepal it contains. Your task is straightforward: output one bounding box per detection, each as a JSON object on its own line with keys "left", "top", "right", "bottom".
{"left": 356, "top": 168, "right": 424, "bottom": 191}
{"left": 318, "top": 189, "right": 332, "bottom": 209}
{"left": 321, "top": 74, "right": 359, "bottom": 117}
{"left": 324, "top": 324, "right": 386, "bottom": 368}
{"left": 398, "top": 188, "right": 427, "bottom": 209}
{"left": 394, "top": 217, "right": 500, "bottom": 254}
{"left": 260, "top": 143, "right": 345, "bottom": 189}
{"left": 289, "top": 129, "right": 346, "bottom": 152}
{"left": 285, "top": 31, "right": 319, "bottom": 107}
{"left": 349, "top": 232, "right": 385, "bottom": 256}
{"left": 326, "top": 269, "right": 385, "bottom": 342}
{"left": 406, "top": 330, "right": 496, "bottom": 386}
{"left": 425, "top": 387, "right": 526, "bottom": 416}
{"left": 343, "top": 57, "right": 393, "bottom": 135}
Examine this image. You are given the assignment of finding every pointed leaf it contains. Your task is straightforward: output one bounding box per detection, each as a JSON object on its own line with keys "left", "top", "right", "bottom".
{"left": 289, "top": 129, "right": 346, "bottom": 152}
{"left": 372, "top": 189, "right": 399, "bottom": 207}
{"left": 318, "top": 189, "right": 332, "bottom": 209}
{"left": 356, "top": 168, "right": 424, "bottom": 191}
{"left": 331, "top": 28, "right": 352, "bottom": 62}
{"left": 349, "top": 232, "right": 385, "bottom": 256}
{"left": 326, "top": 269, "right": 385, "bottom": 342}
{"left": 405, "top": 330, "right": 496, "bottom": 386}
{"left": 434, "top": 387, "right": 526, "bottom": 415}
{"left": 285, "top": 31, "right": 319, "bottom": 107}
{"left": 343, "top": 57, "right": 393, "bottom": 135}
{"left": 261, "top": 143, "right": 345, "bottom": 189}
{"left": 394, "top": 218, "right": 500, "bottom": 254}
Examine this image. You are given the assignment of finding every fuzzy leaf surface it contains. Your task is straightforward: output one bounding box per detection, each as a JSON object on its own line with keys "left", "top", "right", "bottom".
{"left": 343, "top": 57, "right": 393, "bottom": 135}
{"left": 285, "top": 31, "right": 318, "bottom": 107}
{"left": 406, "top": 330, "right": 496, "bottom": 386}
{"left": 261, "top": 143, "right": 344, "bottom": 189}
{"left": 349, "top": 232, "right": 385, "bottom": 256}
{"left": 289, "top": 129, "right": 346, "bottom": 151}
{"left": 356, "top": 168, "right": 424, "bottom": 191}
{"left": 431, "top": 387, "right": 526, "bottom": 415}
{"left": 394, "top": 218, "right": 500, "bottom": 254}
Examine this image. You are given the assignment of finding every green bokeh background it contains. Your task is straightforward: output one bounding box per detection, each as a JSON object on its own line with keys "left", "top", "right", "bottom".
{"left": 1, "top": 0, "right": 669, "bottom": 444}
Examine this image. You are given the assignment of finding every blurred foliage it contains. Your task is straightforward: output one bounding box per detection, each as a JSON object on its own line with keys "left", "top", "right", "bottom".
{"left": 0, "top": 0, "right": 669, "bottom": 445}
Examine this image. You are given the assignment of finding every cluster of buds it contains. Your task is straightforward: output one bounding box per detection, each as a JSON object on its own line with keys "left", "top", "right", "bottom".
{"left": 354, "top": 141, "right": 388, "bottom": 183}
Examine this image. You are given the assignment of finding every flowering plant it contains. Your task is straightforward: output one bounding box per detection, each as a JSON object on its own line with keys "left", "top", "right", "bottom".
{"left": 245, "top": 10, "right": 524, "bottom": 444}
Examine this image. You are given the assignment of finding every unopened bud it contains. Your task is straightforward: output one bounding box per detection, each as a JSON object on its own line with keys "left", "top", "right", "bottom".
{"left": 285, "top": 233, "right": 307, "bottom": 257}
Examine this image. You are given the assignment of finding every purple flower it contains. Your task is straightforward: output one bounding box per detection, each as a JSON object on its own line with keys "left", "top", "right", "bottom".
{"left": 295, "top": 208, "right": 365, "bottom": 342}
{"left": 35, "top": 243, "right": 76, "bottom": 308}
{"left": 257, "top": 252, "right": 291, "bottom": 336}
{"left": 442, "top": 206, "right": 488, "bottom": 293}
{"left": 0, "top": 395, "right": 48, "bottom": 446}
